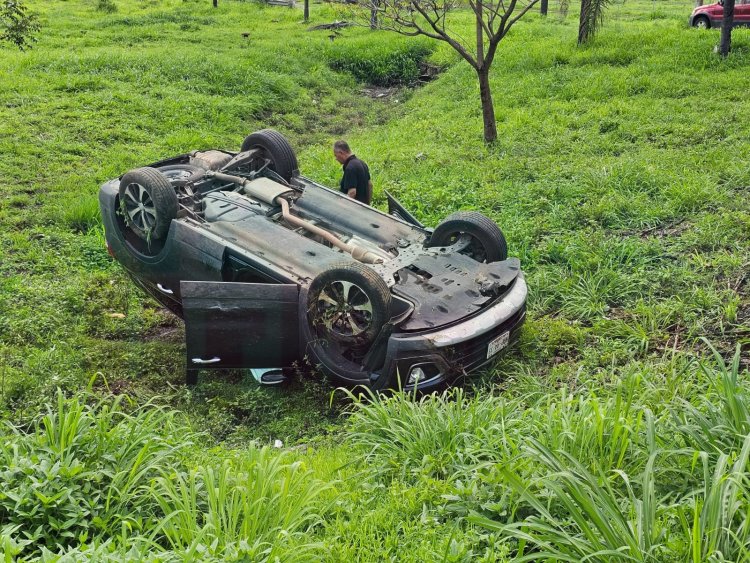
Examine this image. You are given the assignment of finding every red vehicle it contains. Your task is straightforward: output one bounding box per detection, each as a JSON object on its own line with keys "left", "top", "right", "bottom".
{"left": 690, "top": 0, "right": 750, "bottom": 28}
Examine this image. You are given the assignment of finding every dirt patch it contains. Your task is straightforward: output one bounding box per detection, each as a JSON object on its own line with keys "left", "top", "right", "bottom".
{"left": 639, "top": 218, "right": 690, "bottom": 239}
{"left": 362, "top": 85, "right": 400, "bottom": 99}
{"left": 360, "top": 61, "right": 442, "bottom": 100}
{"left": 148, "top": 326, "right": 183, "bottom": 341}
{"left": 418, "top": 61, "right": 442, "bottom": 82}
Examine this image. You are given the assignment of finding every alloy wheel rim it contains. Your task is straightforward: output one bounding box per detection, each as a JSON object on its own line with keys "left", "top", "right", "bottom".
{"left": 123, "top": 182, "right": 156, "bottom": 232}
{"left": 315, "top": 280, "right": 373, "bottom": 338}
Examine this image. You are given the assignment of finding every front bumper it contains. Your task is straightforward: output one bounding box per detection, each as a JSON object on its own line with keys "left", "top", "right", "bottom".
{"left": 378, "top": 274, "right": 528, "bottom": 391}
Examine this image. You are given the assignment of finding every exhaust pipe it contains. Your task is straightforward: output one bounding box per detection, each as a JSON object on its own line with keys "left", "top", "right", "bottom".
{"left": 206, "top": 171, "right": 384, "bottom": 264}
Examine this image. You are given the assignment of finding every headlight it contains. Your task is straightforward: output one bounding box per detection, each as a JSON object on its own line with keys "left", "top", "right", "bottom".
{"left": 408, "top": 366, "right": 426, "bottom": 385}
{"left": 404, "top": 362, "right": 442, "bottom": 386}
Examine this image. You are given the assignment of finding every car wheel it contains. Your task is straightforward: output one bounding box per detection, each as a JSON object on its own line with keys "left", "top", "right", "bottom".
{"left": 118, "top": 167, "right": 178, "bottom": 241}
{"left": 307, "top": 262, "right": 391, "bottom": 348}
{"left": 693, "top": 16, "right": 710, "bottom": 29}
{"left": 157, "top": 164, "right": 204, "bottom": 188}
{"left": 428, "top": 211, "right": 508, "bottom": 263}
{"left": 240, "top": 129, "right": 299, "bottom": 182}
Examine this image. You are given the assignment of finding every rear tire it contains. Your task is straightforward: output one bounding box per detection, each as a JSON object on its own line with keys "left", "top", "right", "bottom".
{"left": 429, "top": 211, "right": 508, "bottom": 263}
{"left": 307, "top": 262, "right": 391, "bottom": 348}
{"left": 240, "top": 129, "right": 299, "bottom": 182}
{"left": 118, "top": 167, "right": 177, "bottom": 241}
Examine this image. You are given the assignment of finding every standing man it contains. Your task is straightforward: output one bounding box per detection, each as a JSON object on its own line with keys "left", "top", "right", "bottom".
{"left": 333, "top": 140, "right": 372, "bottom": 205}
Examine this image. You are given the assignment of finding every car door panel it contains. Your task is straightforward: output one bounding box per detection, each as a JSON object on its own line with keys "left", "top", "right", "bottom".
{"left": 385, "top": 190, "right": 427, "bottom": 229}
{"left": 737, "top": 0, "right": 750, "bottom": 23}
{"left": 182, "top": 281, "right": 299, "bottom": 369}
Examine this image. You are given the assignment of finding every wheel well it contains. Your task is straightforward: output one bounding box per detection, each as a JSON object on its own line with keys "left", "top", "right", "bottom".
{"left": 694, "top": 14, "right": 710, "bottom": 27}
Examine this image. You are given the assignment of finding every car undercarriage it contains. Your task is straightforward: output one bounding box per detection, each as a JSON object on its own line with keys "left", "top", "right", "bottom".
{"left": 99, "top": 129, "right": 528, "bottom": 391}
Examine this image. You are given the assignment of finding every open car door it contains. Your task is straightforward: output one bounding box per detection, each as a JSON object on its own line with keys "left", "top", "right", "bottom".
{"left": 385, "top": 190, "right": 426, "bottom": 229}
{"left": 181, "top": 281, "right": 299, "bottom": 383}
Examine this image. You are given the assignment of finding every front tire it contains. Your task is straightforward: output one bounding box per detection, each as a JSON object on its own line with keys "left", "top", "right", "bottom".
{"left": 240, "top": 129, "right": 299, "bottom": 182}
{"left": 118, "top": 167, "right": 177, "bottom": 241}
{"left": 307, "top": 262, "right": 391, "bottom": 348}
{"left": 693, "top": 16, "right": 710, "bottom": 29}
{"left": 429, "top": 211, "right": 508, "bottom": 263}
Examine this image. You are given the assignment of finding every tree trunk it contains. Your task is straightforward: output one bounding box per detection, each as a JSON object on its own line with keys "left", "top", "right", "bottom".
{"left": 541, "top": 0, "right": 548, "bottom": 16}
{"left": 578, "top": 0, "right": 590, "bottom": 44}
{"left": 213, "top": 0, "right": 218, "bottom": 7}
{"left": 695, "top": 0, "right": 703, "bottom": 5}
{"left": 370, "top": 0, "right": 378, "bottom": 29}
{"left": 304, "top": 0, "right": 309, "bottom": 22}
{"left": 720, "top": 0, "right": 735, "bottom": 56}
{"left": 477, "top": 68, "right": 497, "bottom": 143}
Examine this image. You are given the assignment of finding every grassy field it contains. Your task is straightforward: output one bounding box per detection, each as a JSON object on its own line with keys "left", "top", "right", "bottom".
{"left": 1, "top": 0, "right": 750, "bottom": 559}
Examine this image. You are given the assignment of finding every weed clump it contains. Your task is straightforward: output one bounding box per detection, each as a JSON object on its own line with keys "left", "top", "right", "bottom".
{"left": 96, "top": 0, "right": 117, "bottom": 13}
{"left": 326, "top": 38, "right": 434, "bottom": 86}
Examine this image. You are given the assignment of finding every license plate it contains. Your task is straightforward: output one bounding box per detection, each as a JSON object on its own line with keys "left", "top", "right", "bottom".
{"left": 487, "top": 332, "right": 510, "bottom": 359}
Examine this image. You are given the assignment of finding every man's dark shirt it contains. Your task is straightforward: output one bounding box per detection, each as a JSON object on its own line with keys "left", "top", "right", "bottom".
{"left": 339, "top": 154, "right": 371, "bottom": 204}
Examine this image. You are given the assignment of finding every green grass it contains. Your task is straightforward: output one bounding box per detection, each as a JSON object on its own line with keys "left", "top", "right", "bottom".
{"left": 1, "top": 0, "right": 750, "bottom": 559}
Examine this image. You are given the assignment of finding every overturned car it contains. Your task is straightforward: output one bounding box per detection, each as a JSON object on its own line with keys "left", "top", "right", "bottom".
{"left": 99, "top": 129, "right": 527, "bottom": 391}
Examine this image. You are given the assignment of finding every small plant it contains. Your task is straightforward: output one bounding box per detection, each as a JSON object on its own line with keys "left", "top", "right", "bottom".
{"left": 96, "top": 0, "right": 117, "bottom": 13}
{"left": 0, "top": 0, "right": 40, "bottom": 50}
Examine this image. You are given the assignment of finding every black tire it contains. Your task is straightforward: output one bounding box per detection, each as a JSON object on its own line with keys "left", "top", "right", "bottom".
{"left": 118, "top": 167, "right": 178, "bottom": 241}
{"left": 429, "top": 211, "right": 508, "bottom": 263}
{"left": 240, "top": 129, "right": 299, "bottom": 182}
{"left": 307, "top": 262, "right": 391, "bottom": 347}
{"left": 156, "top": 164, "right": 205, "bottom": 188}
{"left": 693, "top": 15, "right": 710, "bottom": 29}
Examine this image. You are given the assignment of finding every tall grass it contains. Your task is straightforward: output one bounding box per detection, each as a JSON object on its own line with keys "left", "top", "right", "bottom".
{"left": 0, "top": 391, "right": 329, "bottom": 561}
{"left": 675, "top": 343, "right": 750, "bottom": 455}
{"left": 151, "top": 451, "right": 327, "bottom": 561}
{"left": 342, "top": 346, "right": 750, "bottom": 560}
{"left": 0, "top": 391, "right": 187, "bottom": 555}
{"left": 344, "top": 387, "right": 526, "bottom": 481}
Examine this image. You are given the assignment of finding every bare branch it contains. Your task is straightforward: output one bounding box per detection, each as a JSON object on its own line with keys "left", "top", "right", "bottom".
{"left": 410, "top": 1, "right": 479, "bottom": 67}
{"left": 354, "top": 0, "right": 539, "bottom": 142}
{"left": 466, "top": 0, "right": 494, "bottom": 37}
{"left": 505, "top": 0, "right": 539, "bottom": 31}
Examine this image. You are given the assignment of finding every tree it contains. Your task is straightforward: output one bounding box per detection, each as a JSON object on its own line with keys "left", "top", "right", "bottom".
{"left": 540, "top": 0, "right": 548, "bottom": 16}
{"left": 1, "top": 0, "right": 39, "bottom": 51}
{"left": 363, "top": 0, "right": 539, "bottom": 143}
{"left": 719, "top": 0, "right": 735, "bottom": 57}
{"left": 578, "top": 0, "right": 610, "bottom": 45}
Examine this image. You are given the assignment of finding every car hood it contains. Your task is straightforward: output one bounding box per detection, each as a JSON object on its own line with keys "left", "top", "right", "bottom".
{"left": 692, "top": 3, "right": 718, "bottom": 13}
